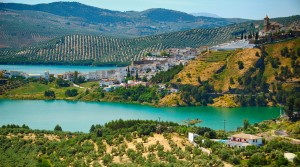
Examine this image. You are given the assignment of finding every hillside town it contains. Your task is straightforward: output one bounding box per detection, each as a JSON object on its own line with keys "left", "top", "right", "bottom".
{"left": 1, "top": 47, "right": 200, "bottom": 92}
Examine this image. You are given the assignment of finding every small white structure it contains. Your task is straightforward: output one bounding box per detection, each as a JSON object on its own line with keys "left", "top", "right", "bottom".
{"left": 188, "top": 132, "right": 200, "bottom": 143}
{"left": 284, "top": 153, "right": 296, "bottom": 162}
{"left": 168, "top": 88, "right": 179, "bottom": 93}
{"left": 44, "top": 71, "right": 50, "bottom": 80}
{"left": 103, "top": 84, "right": 122, "bottom": 92}
{"left": 99, "top": 79, "right": 114, "bottom": 87}
{"left": 127, "top": 80, "right": 134, "bottom": 84}
{"left": 226, "top": 133, "right": 263, "bottom": 147}
{"left": 25, "top": 74, "right": 42, "bottom": 79}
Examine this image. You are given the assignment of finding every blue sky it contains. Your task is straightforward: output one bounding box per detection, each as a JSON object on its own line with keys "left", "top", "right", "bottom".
{"left": 2, "top": 0, "right": 300, "bottom": 19}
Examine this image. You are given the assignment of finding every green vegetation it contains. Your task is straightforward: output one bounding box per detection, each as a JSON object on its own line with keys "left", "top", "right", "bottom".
{"left": 1, "top": 119, "right": 300, "bottom": 166}
{"left": 54, "top": 124, "right": 62, "bottom": 131}
{"left": 150, "top": 64, "right": 184, "bottom": 83}
{"left": 237, "top": 60, "right": 244, "bottom": 69}
{"left": 0, "top": 22, "right": 256, "bottom": 65}
{"left": 0, "top": 120, "right": 222, "bottom": 166}
{"left": 44, "top": 90, "right": 55, "bottom": 98}
{"left": 65, "top": 89, "right": 78, "bottom": 97}
{"left": 56, "top": 78, "right": 70, "bottom": 87}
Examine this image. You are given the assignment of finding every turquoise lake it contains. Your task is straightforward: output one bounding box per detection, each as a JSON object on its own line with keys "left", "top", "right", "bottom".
{"left": 0, "top": 99, "right": 280, "bottom": 132}
{"left": 0, "top": 65, "right": 117, "bottom": 74}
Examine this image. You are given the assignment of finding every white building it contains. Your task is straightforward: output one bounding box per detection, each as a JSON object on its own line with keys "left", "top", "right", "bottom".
{"left": 226, "top": 133, "right": 263, "bottom": 147}
{"left": 8, "top": 71, "right": 24, "bottom": 78}
{"left": 99, "top": 79, "right": 114, "bottom": 87}
{"left": 25, "top": 74, "right": 42, "bottom": 79}
{"left": 103, "top": 84, "right": 122, "bottom": 92}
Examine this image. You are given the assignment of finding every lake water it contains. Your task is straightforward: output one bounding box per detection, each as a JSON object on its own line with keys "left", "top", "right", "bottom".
{"left": 0, "top": 65, "right": 117, "bottom": 74}
{"left": 0, "top": 99, "right": 280, "bottom": 132}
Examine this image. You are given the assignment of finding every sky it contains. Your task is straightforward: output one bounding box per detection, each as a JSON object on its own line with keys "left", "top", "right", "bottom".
{"left": 2, "top": 0, "right": 300, "bottom": 19}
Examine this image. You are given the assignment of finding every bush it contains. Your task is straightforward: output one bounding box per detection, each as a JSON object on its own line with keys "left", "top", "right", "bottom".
{"left": 65, "top": 89, "right": 78, "bottom": 97}
{"left": 237, "top": 61, "right": 244, "bottom": 70}
{"left": 44, "top": 90, "right": 55, "bottom": 98}
{"left": 248, "top": 153, "right": 268, "bottom": 166}
{"left": 230, "top": 156, "right": 241, "bottom": 165}
{"left": 294, "top": 153, "right": 300, "bottom": 165}
{"left": 102, "top": 154, "right": 113, "bottom": 166}
{"left": 54, "top": 124, "right": 62, "bottom": 131}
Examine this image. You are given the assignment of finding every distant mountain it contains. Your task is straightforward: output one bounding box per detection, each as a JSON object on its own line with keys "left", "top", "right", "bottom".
{"left": 190, "top": 12, "right": 221, "bottom": 18}
{"left": 0, "top": 2, "right": 249, "bottom": 48}
{"left": 141, "top": 8, "right": 197, "bottom": 22}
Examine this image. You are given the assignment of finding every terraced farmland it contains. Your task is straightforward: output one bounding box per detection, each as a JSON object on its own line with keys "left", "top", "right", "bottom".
{"left": 0, "top": 23, "right": 255, "bottom": 65}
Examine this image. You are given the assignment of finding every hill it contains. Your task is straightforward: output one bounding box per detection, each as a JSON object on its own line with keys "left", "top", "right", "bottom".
{"left": 1, "top": 119, "right": 300, "bottom": 167}
{"left": 0, "top": 23, "right": 256, "bottom": 65}
{"left": 190, "top": 12, "right": 221, "bottom": 18}
{"left": 160, "top": 38, "right": 300, "bottom": 108}
{"left": 0, "top": 2, "right": 249, "bottom": 48}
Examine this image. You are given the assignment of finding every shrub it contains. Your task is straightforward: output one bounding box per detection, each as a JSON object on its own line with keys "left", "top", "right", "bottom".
{"left": 248, "top": 153, "right": 268, "bottom": 166}
{"left": 102, "top": 154, "right": 113, "bottom": 166}
{"left": 237, "top": 61, "right": 244, "bottom": 70}
{"left": 44, "top": 90, "right": 55, "bottom": 98}
{"left": 54, "top": 124, "right": 62, "bottom": 131}
{"left": 65, "top": 89, "right": 78, "bottom": 97}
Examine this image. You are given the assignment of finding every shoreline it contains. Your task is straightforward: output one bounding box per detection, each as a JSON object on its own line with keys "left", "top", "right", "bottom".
{"left": 0, "top": 95, "right": 280, "bottom": 109}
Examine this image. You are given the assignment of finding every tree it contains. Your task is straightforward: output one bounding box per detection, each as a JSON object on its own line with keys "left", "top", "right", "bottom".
{"left": 65, "top": 89, "right": 78, "bottom": 97}
{"left": 54, "top": 124, "right": 62, "bottom": 131}
{"left": 230, "top": 77, "right": 235, "bottom": 84}
{"left": 90, "top": 125, "right": 95, "bottom": 133}
{"left": 102, "top": 154, "right": 113, "bottom": 166}
{"left": 37, "top": 157, "right": 52, "bottom": 167}
{"left": 248, "top": 153, "right": 268, "bottom": 166}
{"left": 281, "top": 47, "right": 289, "bottom": 57}
{"left": 237, "top": 61, "right": 244, "bottom": 70}
{"left": 145, "top": 52, "right": 152, "bottom": 57}
{"left": 127, "top": 67, "right": 131, "bottom": 78}
{"left": 135, "top": 71, "right": 139, "bottom": 80}
{"left": 255, "top": 52, "right": 260, "bottom": 57}
{"left": 241, "top": 32, "right": 244, "bottom": 40}
{"left": 294, "top": 153, "right": 300, "bottom": 165}
{"left": 197, "top": 76, "right": 202, "bottom": 84}
{"left": 255, "top": 32, "right": 259, "bottom": 40}
{"left": 243, "top": 119, "right": 250, "bottom": 130}
{"left": 160, "top": 51, "right": 169, "bottom": 57}
{"left": 56, "top": 78, "right": 70, "bottom": 87}
{"left": 142, "top": 76, "right": 148, "bottom": 82}
{"left": 44, "top": 90, "right": 55, "bottom": 98}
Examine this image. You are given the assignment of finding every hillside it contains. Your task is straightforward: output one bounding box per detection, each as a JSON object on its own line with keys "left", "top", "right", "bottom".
{"left": 0, "top": 23, "right": 256, "bottom": 65}
{"left": 1, "top": 119, "right": 300, "bottom": 167}
{"left": 0, "top": 2, "right": 249, "bottom": 48}
{"left": 160, "top": 38, "right": 300, "bottom": 107}
{"left": 0, "top": 120, "right": 223, "bottom": 166}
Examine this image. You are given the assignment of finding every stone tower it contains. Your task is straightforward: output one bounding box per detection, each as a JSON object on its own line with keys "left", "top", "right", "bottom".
{"left": 264, "top": 15, "right": 270, "bottom": 32}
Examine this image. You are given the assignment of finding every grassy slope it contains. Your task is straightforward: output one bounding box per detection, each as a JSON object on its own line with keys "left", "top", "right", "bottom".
{"left": 264, "top": 38, "right": 300, "bottom": 83}
{"left": 3, "top": 82, "right": 85, "bottom": 100}
{"left": 170, "top": 48, "right": 261, "bottom": 91}
{"left": 215, "top": 48, "right": 261, "bottom": 91}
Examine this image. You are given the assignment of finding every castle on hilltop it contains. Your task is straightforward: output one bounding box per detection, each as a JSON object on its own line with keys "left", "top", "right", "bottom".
{"left": 259, "top": 15, "right": 285, "bottom": 36}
